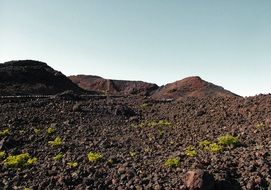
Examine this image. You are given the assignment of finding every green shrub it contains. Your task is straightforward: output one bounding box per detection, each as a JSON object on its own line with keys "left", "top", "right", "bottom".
{"left": 165, "top": 157, "right": 180, "bottom": 168}
{"left": 217, "top": 134, "right": 239, "bottom": 146}
{"left": 209, "top": 143, "right": 223, "bottom": 153}
{"left": 0, "top": 129, "right": 10, "bottom": 137}
{"left": 47, "top": 127, "right": 55, "bottom": 134}
{"left": 48, "top": 137, "right": 62, "bottom": 146}
{"left": 0, "top": 151, "right": 6, "bottom": 159}
{"left": 199, "top": 140, "right": 212, "bottom": 150}
{"left": 129, "top": 151, "right": 137, "bottom": 157}
{"left": 67, "top": 162, "right": 78, "bottom": 168}
{"left": 185, "top": 146, "right": 197, "bottom": 157}
{"left": 4, "top": 153, "right": 37, "bottom": 167}
{"left": 87, "top": 151, "right": 103, "bottom": 162}
{"left": 256, "top": 123, "right": 266, "bottom": 129}
{"left": 158, "top": 119, "right": 171, "bottom": 126}
{"left": 53, "top": 153, "right": 64, "bottom": 161}
{"left": 34, "top": 128, "right": 40, "bottom": 134}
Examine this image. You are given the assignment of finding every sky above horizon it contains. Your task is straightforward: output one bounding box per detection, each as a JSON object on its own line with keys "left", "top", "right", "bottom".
{"left": 0, "top": 0, "right": 270, "bottom": 96}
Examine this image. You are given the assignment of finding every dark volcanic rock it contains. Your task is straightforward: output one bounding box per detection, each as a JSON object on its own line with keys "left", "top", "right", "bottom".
{"left": 0, "top": 60, "right": 85, "bottom": 95}
{"left": 152, "top": 76, "right": 239, "bottom": 100}
{"left": 69, "top": 74, "right": 159, "bottom": 96}
{"left": 183, "top": 170, "right": 215, "bottom": 190}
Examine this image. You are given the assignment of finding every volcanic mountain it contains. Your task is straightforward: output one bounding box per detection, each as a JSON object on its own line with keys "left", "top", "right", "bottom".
{"left": 69, "top": 75, "right": 159, "bottom": 96}
{"left": 151, "top": 76, "right": 239, "bottom": 100}
{"left": 0, "top": 60, "right": 85, "bottom": 95}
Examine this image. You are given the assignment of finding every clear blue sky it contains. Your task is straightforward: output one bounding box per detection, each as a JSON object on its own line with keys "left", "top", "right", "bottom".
{"left": 0, "top": 0, "right": 270, "bottom": 96}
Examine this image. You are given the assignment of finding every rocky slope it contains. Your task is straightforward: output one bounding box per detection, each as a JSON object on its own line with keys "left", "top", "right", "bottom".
{"left": 69, "top": 75, "right": 159, "bottom": 96}
{"left": 0, "top": 60, "right": 86, "bottom": 95}
{"left": 152, "top": 76, "right": 239, "bottom": 100}
{"left": 0, "top": 94, "right": 270, "bottom": 190}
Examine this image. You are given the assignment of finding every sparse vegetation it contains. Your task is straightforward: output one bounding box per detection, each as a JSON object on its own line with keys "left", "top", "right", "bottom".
{"left": 129, "top": 151, "right": 137, "bottom": 157}
{"left": 87, "top": 151, "right": 103, "bottom": 162}
{"left": 34, "top": 128, "right": 40, "bottom": 134}
{"left": 47, "top": 127, "right": 56, "bottom": 134}
{"left": 48, "top": 137, "right": 62, "bottom": 146}
{"left": 4, "top": 153, "right": 37, "bottom": 167}
{"left": 217, "top": 134, "right": 239, "bottom": 146}
{"left": 67, "top": 162, "right": 78, "bottom": 168}
{"left": 53, "top": 153, "right": 64, "bottom": 161}
{"left": 0, "top": 129, "right": 10, "bottom": 137}
{"left": 185, "top": 146, "right": 197, "bottom": 157}
{"left": 256, "top": 123, "right": 266, "bottom": 129}
{"left": 199, "top": 140, "right": 212, "bottom": 150}
{"left": 0, "top": 151, "right": 6, "bottom": 159}
{"left": 140, "top": 103, "right": 151, "bottom": 109}
{"left": 209, "top": 143, "right": 223, "bottom": 153}
{"left": 165, "top": 157, "right": 180, "bottom": 168}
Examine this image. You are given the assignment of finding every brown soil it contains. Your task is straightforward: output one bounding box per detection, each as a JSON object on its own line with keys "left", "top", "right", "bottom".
{"left": 0, "top": 94, "right": 271, "bottom": 190}
{"left": 151, "top": 76, "right": 239, "bottom": 100}
{"left": 69, "top": 75, "right": 159, "bottom": 96}
{"left": 0, "top": 60, "right": 86, "bottom": 95}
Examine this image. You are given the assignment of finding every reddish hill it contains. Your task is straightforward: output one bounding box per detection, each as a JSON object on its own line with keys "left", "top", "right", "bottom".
{"left": 152, "top": 76, "right": 239, "bottom": 100}
{"left": 0, "top": 60, "right": 86, "bottom": 95}
{"left": 69, "top": 75, "right": 159, "bottom": 96}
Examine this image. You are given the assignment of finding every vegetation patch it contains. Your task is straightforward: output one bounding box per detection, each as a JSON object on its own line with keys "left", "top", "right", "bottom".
{"left": 53, "top": 153, "right": 64, "bottom": 161}
{"left": 165, "top": 157, "right": 180, "bottom": 168}
{"left": 4, "top": 153, "right": 37, "bottom": 167}
{"left": 0, "top": 151, "right": 6, "bottom": 159}
{"left": 217, "top": 134, "right": 239, "bottom": 146}
{"left": 0, "top": 129, "right": 10, "bottom": 137}
{"left": 88, "top": 151, "right": 103, "bottom": 162}
{"left": 67, "top": 162, "right": 78, "bottom": 168}
{"left": 48, "top": 137, "right": 62, "bottom": 146}
{"left": 185, "top": 146, "right": 197, "bottom": 157}
{"left": 199, "top": 140, "right": 212, "bottom": 150}
{"left": 47, "top": 127, "right": 56, "bottom": 134}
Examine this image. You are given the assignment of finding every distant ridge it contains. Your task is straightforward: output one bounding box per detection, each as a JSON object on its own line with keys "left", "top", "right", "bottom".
{"left": 151, "top": 76, "right": 239, "bottom": 100}
{"left": 69, "top": 75, "right": 159, "bottom": 96}
{"left": 0, "top": 60, "right": 86, "bottom": 95}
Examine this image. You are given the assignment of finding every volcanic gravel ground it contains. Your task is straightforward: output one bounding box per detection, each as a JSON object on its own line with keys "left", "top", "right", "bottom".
{"left": 0, "top": 95, "right": 271, "bottom": 190}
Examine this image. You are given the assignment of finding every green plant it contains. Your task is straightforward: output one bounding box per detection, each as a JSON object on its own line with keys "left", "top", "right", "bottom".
{"left": 140, "top": 103, "right": 151, "bottom": 109}
{"left": 158, "top": 119, "right": 171, "bottom": 126}
{"left": 217, "top": 134, "right": 239, "bottom": 146}
{"left": 48, "top": 137, "right": 62, "bottom": 146}
{"left": 165, "top": 157, "right": 180, "bottom": 168}
{"left": 4, "top": 153, "right": 37, "bottom": 167}
{"left": 0, "top": 129, "right": 10, "bottom": 137}
{"left": 256, "top": 123, "right": 266, "bottom": 129}
{"left": 23, "top": 188, "right": 31, "bottom": 190}
{"left": 185, "top": 146, "right": 197, "bottom": 157}
{"left": 129, "top": 151, "right": 137, "bottom": 157}
{"left": 0, "top": 151, "right": 6, "bottom": 159}
{"left": 47, "top": 127, "right": 55, "bottom": 134}
{"left": 199, "top": 140, "right": 212, "bottom": 150}
{"left": 87, "top": 151, "right": 103, "bottom": 162}
{"left": 53, "top": 153, "right": 64, "bottom": 161}
{"left": 34, "top": 128, "right": 40, "bottom": 134}
{"left": 67, "top": 162, "right": 78, "bottom": 168}
{"left": 209, "top": 143, "right": 223, "bottom": 153}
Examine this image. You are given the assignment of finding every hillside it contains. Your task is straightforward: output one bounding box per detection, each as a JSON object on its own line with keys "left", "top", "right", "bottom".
{"left": 152, "top": 76, "right": 239, "bottom": 100}
{"left": 0, "top": 60, "right": 85, "bottom": 95}
{"left": 69, "top": 75, "right": 159, "bottom": 96}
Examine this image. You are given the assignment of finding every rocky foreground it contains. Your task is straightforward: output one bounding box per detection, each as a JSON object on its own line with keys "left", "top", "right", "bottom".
{"left": 0, "top": 94, "right": 271, "bottom": 190}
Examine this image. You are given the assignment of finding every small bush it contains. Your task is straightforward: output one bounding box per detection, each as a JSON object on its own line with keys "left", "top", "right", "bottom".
{"left": 0, "top": 151, "right": 6, "bottom": 159}
{"left": 185, "top": 146, "right": 197, "bottom": 157}
{"left": 47, "top": 127, "right": 55, "bottom": 134}
{"left": 165, "top": 157, "right": 180, "bottom": 168}
{"left": 217, "top": 134, "right": 239, "bottom": 146}
{"left": 87, "top": 151, "right": 103, "bottom": 162}
{"left": 34, "top": 128, "right": 40, "bottom": 134}
{"left": 53, "top": 153, "right": 63, "bottom": 161}
{"left": 199, "top": 140, "right": 212, "bottom": 150}
{"left": 67, "top": 162, "right": 78, "bottom": 168}
{"left": 129, "top": 151, "right": 137, "bottom": 157}
{"left": 0, "top": 129, "right": 10, "bottom": 137}
{"left": 158, "top": 119, "right": 171, "bottom": 126}
{"left": 256, "top": 123, "right": 266, "bottom": 129}
{"left": 4, "top": 153, "right": 37, "bottom": 167}
{"left": 48, "top": 137, "right": 62, "bottom": 146}
{"left": 209, "top": 143, "right": 223, "bottom": 153}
